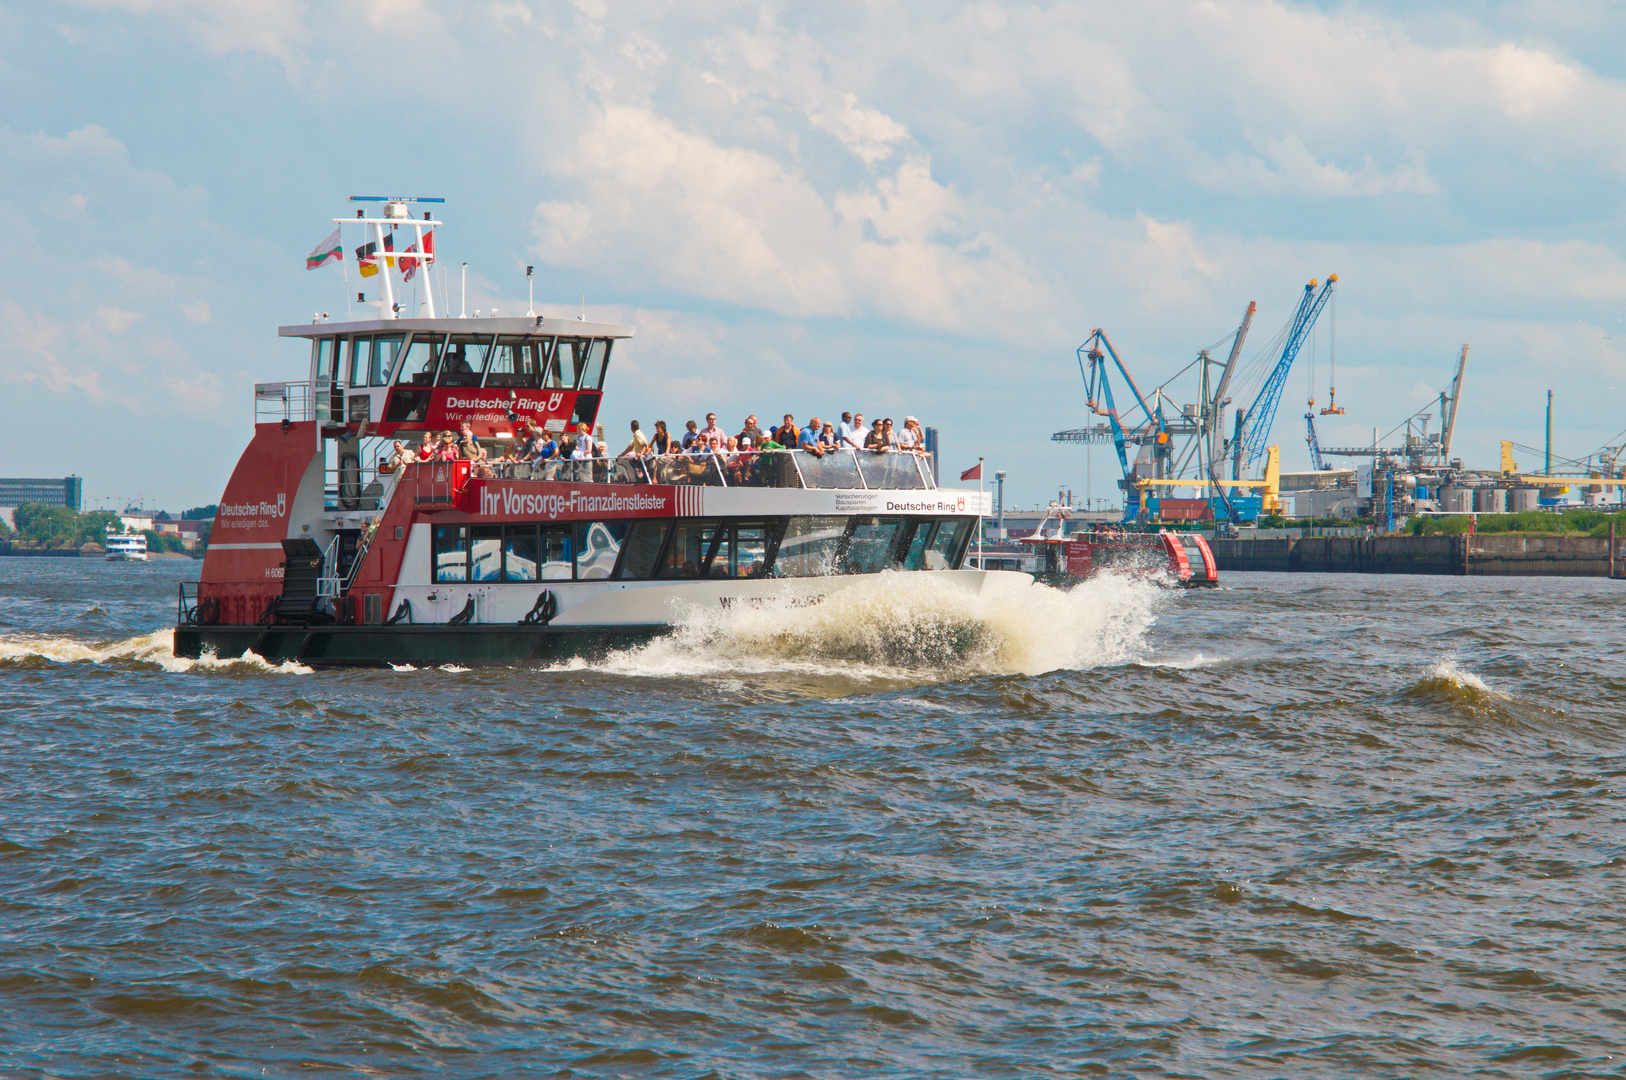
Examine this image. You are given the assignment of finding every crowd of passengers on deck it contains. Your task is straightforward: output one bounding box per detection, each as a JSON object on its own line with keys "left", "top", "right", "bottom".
{"left": 381, "top": 411, "right": 932, "bottom": 486}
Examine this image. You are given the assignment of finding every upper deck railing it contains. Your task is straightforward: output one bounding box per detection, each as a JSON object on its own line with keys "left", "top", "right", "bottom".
{"left": 518, "top": 448, "right": 935, "bottom": 490}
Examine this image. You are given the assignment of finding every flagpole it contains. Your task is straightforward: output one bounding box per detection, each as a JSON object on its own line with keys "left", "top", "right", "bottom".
{"left": 977, "top": 456, "right": 985, "bottom": 570}
{"left": 341, "top": 227, "right": 352, "bottom": 320}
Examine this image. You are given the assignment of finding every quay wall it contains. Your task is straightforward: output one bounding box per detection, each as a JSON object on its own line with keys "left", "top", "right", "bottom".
{"left": 1210, "top": 534, "right": 1616, "bottom": 577}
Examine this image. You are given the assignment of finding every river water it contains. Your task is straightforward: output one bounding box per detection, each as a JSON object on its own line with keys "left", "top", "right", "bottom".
{"left": 2, "top": 557, "right": 1622, "bottom": 1078}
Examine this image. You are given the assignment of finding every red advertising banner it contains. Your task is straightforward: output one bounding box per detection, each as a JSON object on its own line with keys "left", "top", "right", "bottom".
{"left": 466, "top": 480, "right": 679, "bottom": 522}
{"left": 420, "top": 388, "right": 581, "bottom": 429}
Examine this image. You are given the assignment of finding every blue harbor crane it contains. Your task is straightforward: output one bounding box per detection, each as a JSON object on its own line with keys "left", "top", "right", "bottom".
{"left": 1231, "top": 275, "right": 1336, "bottom": 480}
{"left": 1054, "top": 303, "right": 1260, "bottom": 523}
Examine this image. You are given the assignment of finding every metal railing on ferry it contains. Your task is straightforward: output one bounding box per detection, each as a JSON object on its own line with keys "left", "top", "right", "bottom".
{"left": 254, "top": 381, "right": 314, "bottom": 423}
{"left": 505, "top": 448, "right": 934, "bottom": 490}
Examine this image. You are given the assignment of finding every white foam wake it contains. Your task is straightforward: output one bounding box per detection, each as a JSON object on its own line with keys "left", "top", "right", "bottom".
{"left": 0, "top": 630, "right": 312, "bottom": 674}
{"left": 582, "top": 571, "right": 1168, "bottom": 681}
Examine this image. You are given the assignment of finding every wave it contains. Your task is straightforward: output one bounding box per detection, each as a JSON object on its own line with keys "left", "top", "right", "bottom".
{"left": 1412, "top": 658, "right": 1509, "bottom": 703}
{"left": 0, "top": 629, "right": 312, "bottom": 674}
{"left": 579, "top": 571, "right": 1167, "bottom": 682}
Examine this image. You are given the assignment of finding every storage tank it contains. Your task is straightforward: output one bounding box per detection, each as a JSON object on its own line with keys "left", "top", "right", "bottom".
{"left": 1475, "top": 487, "right": 1507, "bottom": 514}
{"left": 1509, "top": 486, "right": 1540, "bottom": 512}
{"left": 1439, "top": 486, "right": 1474, "bottom": 514}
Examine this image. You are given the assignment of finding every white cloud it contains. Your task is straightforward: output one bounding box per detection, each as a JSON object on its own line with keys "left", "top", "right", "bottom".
{"left": 533, "top": 104, "right": 1046, "bottom": 333}
{"left": 70, "top": 0, "right": 309, "bottom": 66}
{"left": 807, "top": 92, "right": 909, "bottom": 165}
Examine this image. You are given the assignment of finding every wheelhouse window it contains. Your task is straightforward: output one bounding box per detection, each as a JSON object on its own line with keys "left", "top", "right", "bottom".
{"left": 549, "top": 338, "right": 585, "bottom": 390}
{"left": 438, "top": 335, "right": 493, "bottom": 387}
{"left": 312, "top": 338, "right": 337, "bottom": 381}
{"left": 345, "top": 337, "right": 365, "bottom": 386}
{"left": 432, "top": 524, "right": 468, "bottom": 582}
{"left": 369, "top": 334, "right": 404, "bottom": 386}
{"left": 575, "top": 521, "right": 628, "bottom": 580}
{"left": 579, "top": 339, "right": 611, "bottom": 390}
{"left": 396, "top": 333, "right": 443, "bottom": 386}
{"left": 485, "top": 336, "right": 544, "bottom": 388}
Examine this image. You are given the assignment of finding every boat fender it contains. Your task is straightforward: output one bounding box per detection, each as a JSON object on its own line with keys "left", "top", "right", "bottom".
{"left": 447, "top": 595, "right": 475, "bottom": 626}
{"left": 386, "top": 598, "right": 413, "bottom": 626}
{"left": 338, "top": 449, "right": 362, "bottom": 510}
{"left": 520, "top": 589, "right": 557, "bottom": 626}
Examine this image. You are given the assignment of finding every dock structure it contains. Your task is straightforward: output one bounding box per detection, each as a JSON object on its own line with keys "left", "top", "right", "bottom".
{"left": 1210, "top": 533, "right": 1622, "bottom": 577}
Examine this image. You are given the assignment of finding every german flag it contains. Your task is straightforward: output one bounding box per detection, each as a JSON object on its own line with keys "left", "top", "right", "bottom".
{"left": 355, "top": 234, "right": 395, "bottom": 278}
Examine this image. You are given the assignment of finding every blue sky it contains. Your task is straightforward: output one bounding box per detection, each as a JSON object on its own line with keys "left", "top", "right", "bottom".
{"left": 4, "top": 0, "right": 1626, "bottom": 511}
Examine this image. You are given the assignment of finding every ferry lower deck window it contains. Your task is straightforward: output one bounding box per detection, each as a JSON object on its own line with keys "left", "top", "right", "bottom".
{"left": 901, "top": 520, "right": 938, "bottom": 570}
{"left": 616, "top": 521, "right": 669, "bottom": 579}
{"left": 471, "top": 525, "right": 503, "bottom": 582}
{"left": 928, "top": 519, "right": 973, "bottom": 570}
{"left": 709, "top": 523, "right": 768, "bottom": 579}
{"left": 575, "top": 521, "right": 627, "bottom": 580}
{"left": 505, "top": 525, "right": 538, "bottom": 582}
{"left": 841, "top": 517, "right": 906, "bottom": 573}
{"left": 659, "top": 520, "right": 718, "bottom": 578}
{"left": 432, "top": 525, "right": 468, "bottom": 582}
{"left": 775, "top": 516, "right": 846, "bottom": 576}
{"left": 540, "top": 525, "right": 573, "bottom": 580}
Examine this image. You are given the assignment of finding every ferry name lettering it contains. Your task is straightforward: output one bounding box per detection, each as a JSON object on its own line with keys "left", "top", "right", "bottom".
{"left": 219, "top": 493, "right": 287, "bottom": 521}
{"left": 443, "top": 393, "right": 567, "bottom": 413}
{"left": 887, "top": 498, "right": 970, "bottom": 513}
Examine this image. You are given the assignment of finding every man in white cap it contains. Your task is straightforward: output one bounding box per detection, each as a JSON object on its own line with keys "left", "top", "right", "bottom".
{"left": 898, "top": 416, "right": 924, "bottom": 452}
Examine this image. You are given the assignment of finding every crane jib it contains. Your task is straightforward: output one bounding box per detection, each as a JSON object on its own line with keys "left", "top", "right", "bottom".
{"left": 1237, "top": 276, "right": 1336, "bottom": 479}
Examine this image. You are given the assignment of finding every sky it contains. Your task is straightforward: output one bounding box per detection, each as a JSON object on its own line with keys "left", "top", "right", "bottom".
{"left": 4, "top": 0, "right": 1626, "bottom": 512}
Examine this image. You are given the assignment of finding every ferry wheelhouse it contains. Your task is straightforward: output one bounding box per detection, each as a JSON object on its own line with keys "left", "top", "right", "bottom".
{"left": 174, "top": 198, "right": 1008, "bottom": 666}
{"left": 105, "top": 528, "right": 148, "bottom": 562}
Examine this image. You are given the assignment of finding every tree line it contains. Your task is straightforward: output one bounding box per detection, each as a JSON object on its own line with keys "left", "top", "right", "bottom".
{"left": 2, "top": 503, "right": 209, "bottom": 553}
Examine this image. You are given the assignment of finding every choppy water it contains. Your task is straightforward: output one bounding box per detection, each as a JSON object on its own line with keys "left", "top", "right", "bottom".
{"left": 3, "top": 557, "right": 1623, "bottom": 1078}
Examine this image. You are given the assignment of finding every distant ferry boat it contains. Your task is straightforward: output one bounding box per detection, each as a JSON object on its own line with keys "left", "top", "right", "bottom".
{"left": 105, "top": 528, "right": 148, "bottom": 561}
{"left": 174, "top": 196, "right": 1009, "bottom": 667}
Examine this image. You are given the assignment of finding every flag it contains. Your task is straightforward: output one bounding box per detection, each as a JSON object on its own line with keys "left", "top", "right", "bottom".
{"left": 304, "top": 227, "right": 342, "bottom": 270}
{"left": 400, "top": 230, "right": 434, "bottom": 282}
{"left": 355, "top": 234, "right": 395, "bottom": 278}
{"left": 960, "top": 462, "right": 982, "bottom": 482}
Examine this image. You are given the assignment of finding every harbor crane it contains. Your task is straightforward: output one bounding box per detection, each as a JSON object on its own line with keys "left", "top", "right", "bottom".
{"left": 1231, "top": 275, "right": 1336, "bottom": 479}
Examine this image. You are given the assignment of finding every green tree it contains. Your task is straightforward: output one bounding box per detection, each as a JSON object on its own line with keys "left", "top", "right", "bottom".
{"left": 182, "top": 505, "right": 218, "bottom": 520}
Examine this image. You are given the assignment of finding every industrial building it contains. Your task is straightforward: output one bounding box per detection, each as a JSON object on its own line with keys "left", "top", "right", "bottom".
{"left": 0, "top": 476, "right": 83, "bottom": 530}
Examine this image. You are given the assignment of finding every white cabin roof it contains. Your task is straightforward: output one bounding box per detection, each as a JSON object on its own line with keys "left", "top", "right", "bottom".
{"left": 278, "top": 317, "right": 635, "bottom": 340}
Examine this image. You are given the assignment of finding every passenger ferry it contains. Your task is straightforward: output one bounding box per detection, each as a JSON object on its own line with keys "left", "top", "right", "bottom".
{"left": 174, "top": 197, "right": 1006, "bottom": 666}
{"left": 105, "top": 527, "right": 148, "bottom": 561}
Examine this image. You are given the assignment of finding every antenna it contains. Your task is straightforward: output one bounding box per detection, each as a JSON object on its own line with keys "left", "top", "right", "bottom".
{"left": 526, "top": 265, "right": 535, "bottom": 317}
{"left": 461, "top": 262, "right": 468, "bottom": 318}
{"left": 580, "top": 292, "right": 585, "bottom": 321}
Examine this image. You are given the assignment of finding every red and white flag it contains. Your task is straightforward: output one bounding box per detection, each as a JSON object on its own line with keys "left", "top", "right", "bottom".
{"left": 960, "top": 462, "right": 982, "bottom": 482}
{"left": 400, "top": 230, "right": 434, "bottom": 282}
